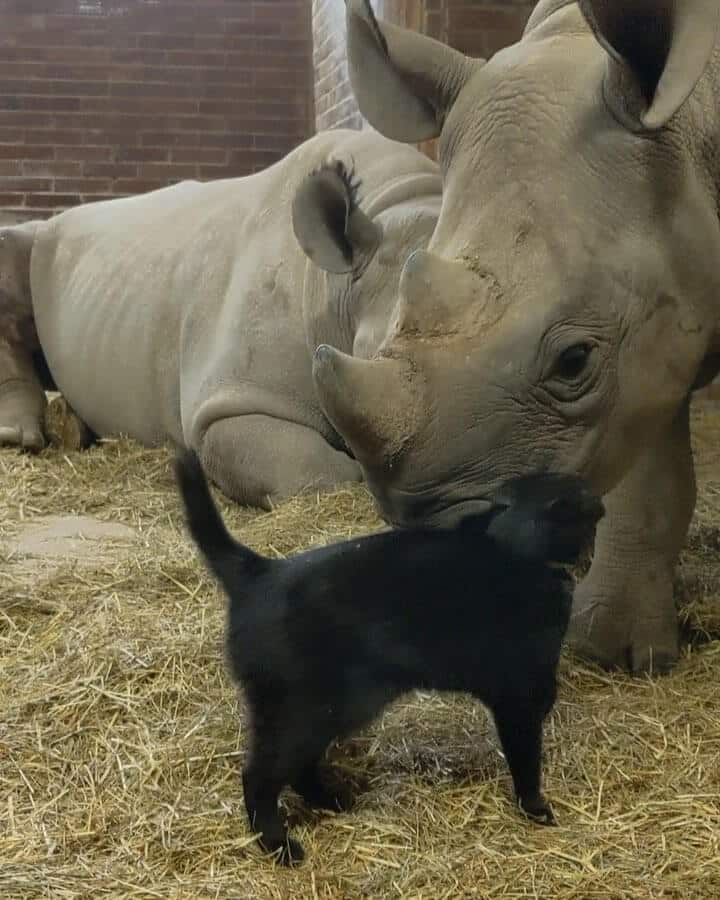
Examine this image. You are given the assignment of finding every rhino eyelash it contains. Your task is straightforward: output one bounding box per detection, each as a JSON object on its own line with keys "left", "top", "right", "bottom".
{"left": 322, "top": 159, "right": 362, "bottom": 216}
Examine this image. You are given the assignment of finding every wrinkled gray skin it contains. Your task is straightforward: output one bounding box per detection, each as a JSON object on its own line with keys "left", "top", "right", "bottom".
{"left": 307, "top": 0, "right": 720, "bottom": 673}
{"left": 0, "top": 222, "right": 50, "bottom": 451}
{"left": 0, "top": 129, "right": 441, "bottom": 508}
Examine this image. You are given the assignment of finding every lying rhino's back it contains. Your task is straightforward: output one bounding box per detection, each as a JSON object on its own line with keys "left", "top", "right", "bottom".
{"left": 30, "top": 176, "right": 275, "bottom": 444}
{"left": 27, "top": 134, "right": 339, "bottom": 446}
{"left": 30, "top": 129, "right": 438, "bottom": 447}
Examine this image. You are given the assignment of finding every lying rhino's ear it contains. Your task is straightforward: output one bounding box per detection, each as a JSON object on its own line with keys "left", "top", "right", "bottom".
{"left": 346, "top": 0, "right": 477, "bottom": 142}
{"left": 292, "top": 161, "right": 382, "bottom": 276}
{"left": 578, "top": 0, "right": 720, "bottom": 131}
{"left": 0, "top": 220, "right": 38, "bottom": 257}
{"left": 0, "top": 221, "right": 38, "bottom": 300}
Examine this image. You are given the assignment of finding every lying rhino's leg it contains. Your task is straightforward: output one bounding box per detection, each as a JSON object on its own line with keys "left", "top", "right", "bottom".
{"left": 0, "top": 336, "right": 47, "bottom": 451}
{"left": 569, "top": 399, "right": 694, "bottom": 674}
{"left": 197, "top": 414, "right": 363, "bottom": 510}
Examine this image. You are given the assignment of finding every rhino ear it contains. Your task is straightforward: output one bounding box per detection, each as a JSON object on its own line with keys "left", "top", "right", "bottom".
{"left": 346, "top": 0, "right": 478, "bottom": 143}
{"left": 578, "top": 0, "right": 720, "bottom": 131}
{"left": 0, "top": 221, "right": 38, "bottom": 299}
{"left": 292, "top": 160, "right": 382, "bottom": 276}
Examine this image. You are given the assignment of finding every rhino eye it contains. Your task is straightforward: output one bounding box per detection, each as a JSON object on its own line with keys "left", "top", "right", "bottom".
{"left": 554, "top": 343, "right": 592, "bottom": 380}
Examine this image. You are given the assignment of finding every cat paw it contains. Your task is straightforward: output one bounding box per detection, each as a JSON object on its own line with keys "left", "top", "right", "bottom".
{"left": 260, "top": 834, "right": 306, "bottom": 866}
{"left": 518, "top": 794, "right": 557, "bottom": 826}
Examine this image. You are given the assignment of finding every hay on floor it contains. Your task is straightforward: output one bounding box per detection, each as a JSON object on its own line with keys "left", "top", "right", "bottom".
{"left": 1, "top": 406, "right": 719, "bottom": 899}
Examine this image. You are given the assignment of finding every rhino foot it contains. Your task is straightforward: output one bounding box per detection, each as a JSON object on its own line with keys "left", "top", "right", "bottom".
{"left": 567, "top": 401, "right": 693, "bottom": 676}
{"left": 567, "top": 579, "right": 680, "bottom": 675}
{"left": 0, "top": 378, "right": 47, "bottom": 452}
{"left": 0, "top": 420, "right": 46, "bottom": 452}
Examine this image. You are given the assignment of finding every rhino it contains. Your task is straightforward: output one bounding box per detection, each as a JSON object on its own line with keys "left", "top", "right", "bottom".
{"left": 0, "top": 128, "right": 440, "bottom": 507}
{"left": 306, "top": 0, "right": 720, "bottom": 674}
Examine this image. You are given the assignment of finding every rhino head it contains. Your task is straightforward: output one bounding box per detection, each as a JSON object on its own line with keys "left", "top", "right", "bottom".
{"left": 311, "top": 0, "right": 720, "bottom": 529}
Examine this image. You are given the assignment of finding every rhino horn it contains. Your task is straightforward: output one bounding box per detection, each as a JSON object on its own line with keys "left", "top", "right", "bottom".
{"left": 312, "top": 344, "right": 419, "bottom": 463}
{"left": 391, "top": 249, "right": 496, "bottom": 339}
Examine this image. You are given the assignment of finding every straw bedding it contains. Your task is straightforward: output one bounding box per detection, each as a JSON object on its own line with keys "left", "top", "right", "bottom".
{"left": 1, "top": 403, "right": 719, "bottom": 899}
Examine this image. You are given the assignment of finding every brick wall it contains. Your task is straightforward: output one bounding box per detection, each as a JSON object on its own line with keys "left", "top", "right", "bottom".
{"left": 0, "top": 0, "right": 314, "bottom": 219}
{"left": 313, "top": 0, "right": 362, "bottom": 131}
{"left": 312, "top": 0, "right": 534, "bottom": 135}
{"left": 444, "top": 1, "right": 534, "bottom": 56}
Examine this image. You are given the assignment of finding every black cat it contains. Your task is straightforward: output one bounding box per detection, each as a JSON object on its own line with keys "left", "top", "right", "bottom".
{"left": 174, "top": 450, "right": 604, "bottom": 865}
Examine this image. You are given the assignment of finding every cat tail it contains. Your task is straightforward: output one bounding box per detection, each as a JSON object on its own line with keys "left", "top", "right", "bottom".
{"left": 174, "top": 449, "right": 268, "bottom": 589}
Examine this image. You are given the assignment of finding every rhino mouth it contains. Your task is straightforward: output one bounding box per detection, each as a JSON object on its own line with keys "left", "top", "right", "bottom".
{"left": 381, "top": 493, "right": 494, "bottom": 530}
{"left": 377, "top": 474, "right": 604, "bottom": 535}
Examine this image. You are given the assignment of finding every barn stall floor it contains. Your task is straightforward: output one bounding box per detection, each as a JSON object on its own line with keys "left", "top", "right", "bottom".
{"left": 1, "top": 405, "right": 719, "bottom": 900}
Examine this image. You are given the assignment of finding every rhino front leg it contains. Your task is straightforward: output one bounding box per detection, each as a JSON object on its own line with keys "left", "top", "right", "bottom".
{"left": 197, "top": 414, "right": 363, "bottom": 510}
{"left": 0, "top": 337, "right": 47, "bottom": 451}
{"left": 568, "top": 399, "right": 695, "bottom": 675}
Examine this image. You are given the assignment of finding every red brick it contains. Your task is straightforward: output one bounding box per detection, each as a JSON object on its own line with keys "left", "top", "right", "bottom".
{"left": 254, "top": 134, "right": 297, "bottom": 152}
{"left": 198, "top": 99, "right": 254, "bottom": 116}
{"left": 116, "top": 147, "right": 169, "bottom": 163}
{"left": 252, "top": 3, "right": 305, "bottom": 25}
{"left": 112, "top": 178, "right": 167, "bottom": 194}
{"left": 137, "top": 163, "right": 197, "bottom": 180}
{"left": 22, "top": 161, "right": 82, "bottom": 177}
{"left": 451, "top": 7, "right": 529, "bottom": 32}
{"left": 83, "top": 162, "right": 137, "bottom": 178}
{"left": 142, "top": 130, "right": 254, "bottom": 150}
{"left": 171, "top": 147, "right": 228, "bottom": 165}
{"left": 0, "top": 95, "right": 81, "bottom": 112}
{"left": 81, "top": 194, "right": 125, "bottom": 205}
{"left": 0, "top": 78, "right": 109, "bottom": 96}
{"left": 56, "top": 146, "right": 113, "bottom": 162}
{"left": 60, "top": 113, "right": 161, "bottom": 132}
{"left": 162, "top": 114, "right": 228, "bottom": 132}
{"left": 138, "top": 34, "right": 203, "bottom": 51}
{"left": 110, "top": 49, "right": 167, "bottom": 66}
{"left": 0, "top": 177, "right": 52, "bottom": 192}
{"left": 198, "top": 164, "right": 246, "bottom": 179}
{"left": 165, "top": 50, "right": 226, "bottom": 67}
{"left": 80, "top": 96, "right": 199, "bottom": 115}
{"left": 0, "top": 111, "right": 59, "bottom": 128}
{"left": 24, "top": 129, "right": 84, "bottom": 145}
{"left": 199, "top": 81, "right": 253, "bottom": 99}
{"left": 83, "top": 130, "right": 140, "bottom": 148}
{"left": 54, "top": 178, "right": 113, "bottom": 194}
{"left": 0, "top": 127, "right": 25, "bottom": 143}
{"left": 0, "top": 144, "right": 54, "bottom": 160}
{"left": 227, "top": 149, "right": 282, "bottom": 168}
{"left": 109, "top": 81, "right": 204, "bottom": 99}
{"left": 140, "top": 131, "right": 199, "bottom": 148}
{"left": 253, "top": 67, "right": 309, "bottom": 89}
{"left": 25, "top": 193, "right": 80, "bottom": 209}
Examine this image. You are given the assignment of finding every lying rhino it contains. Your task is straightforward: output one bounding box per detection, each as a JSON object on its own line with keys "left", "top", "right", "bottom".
{"left": 0, "top": 129, "right": 440, "bottom": 506}
{"left": 315, "top": 0, "right": 720, "bottom": 673}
